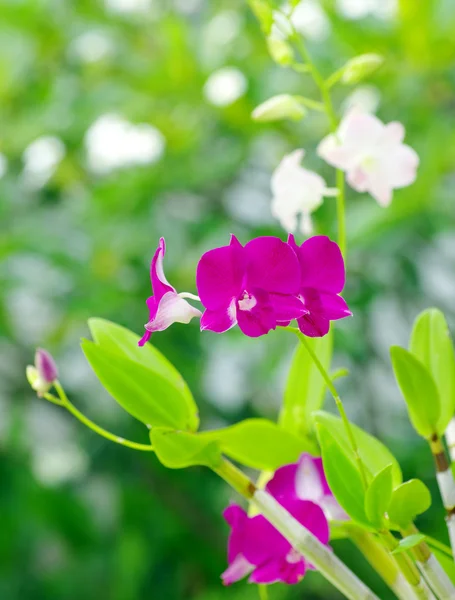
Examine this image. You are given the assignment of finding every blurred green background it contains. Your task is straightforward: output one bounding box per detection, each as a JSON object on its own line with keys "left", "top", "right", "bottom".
{"left": 1, "top": 0, "right": 455, "bottom": 598}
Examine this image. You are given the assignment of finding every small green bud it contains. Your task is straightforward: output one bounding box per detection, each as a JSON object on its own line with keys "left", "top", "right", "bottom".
{"left": 252, "top": 94, "right": 307, "bottom": 122}
{"left": 341, "top": 53, "right": 384, "bottom": 85}
{"left": 267, "top": 36, "right": 294, "bottom": 66}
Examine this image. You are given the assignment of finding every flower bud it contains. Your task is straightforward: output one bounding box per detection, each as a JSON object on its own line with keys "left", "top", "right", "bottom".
{"left": 35, "top": 348, "right": 58, "bottom": 383}
{"left": 27, "top": 348, "right": 58, "bottom": 396}
{"left": 267, "top": 36, "right": 294, "bottom": 66}
{"left": 341, "top": 54, "right": 384, "bottom": 85}
{"left": 252, "top": 94, "right": 307, "bottom": 122}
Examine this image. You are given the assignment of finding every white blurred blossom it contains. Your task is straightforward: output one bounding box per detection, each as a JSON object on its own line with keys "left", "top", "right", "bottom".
{"left": 70, "top": 30, "right": 114, "bottom": 63}
{"left": 291, "top": 0, "right": 330, "bottom": 41}
{"left": 271, "top": 149, "right": 329, "bottom": 235}
{"left": 22, "top": 136, "right": 65, "bottom": 188}
{"left": 0, "top": 153, "right": 7, "bottom": 178}
{"left": 203, "top": 67, "right": 247, "bottom": 107}
{"left": 105, "top": 0, "right": 153, "bottom": 15}
{"left": 318, "top": 110, "right": 419, "bottom": 207}
{"left": 85, "top": 114, "right": 165, "bottom": 173}
{"left": 336, "top": 0, "right": 397, "bottom": 20}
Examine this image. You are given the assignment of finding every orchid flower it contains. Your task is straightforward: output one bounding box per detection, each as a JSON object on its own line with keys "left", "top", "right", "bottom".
{"left": 271, "top": 149, "right": 334, "bottom": 235}
{"left": 267, "top": 453, "right": 348, "bottom": 521}
{"left": 138, "top": 238, "right": 202, "bottom": 346}
{"left": 196, "top": 235, "right": 307, "bottom": 338}
{"left": 284, "top": 235, "right": 352, "bottom": 337}
{"left": 222, "top": 468, "right": 330, "bottom": 585}
{"left": 317, "top": 109, "right": 419, "bottom": 207}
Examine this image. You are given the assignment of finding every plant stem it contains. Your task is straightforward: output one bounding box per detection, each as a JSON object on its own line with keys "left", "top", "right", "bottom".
{"left": 53, "top": 381, "right": 155, "bottom": 452}
{"left": 402, "top": 524, "right": 455, "bottom": 599}
{"left": 290, "top": 29, "right": 346, "bottom": 257}
{"left": 429, "top": 434, "right": 455, "bottom": 561}
{"left": 349, "top": 530, "right": 413, "bottom": 600}
{"left": 213, "top": 459, "right": 379, "bottom": 600}
{"left": 258, "top": 585, "right": 269, "bottom": 600}
{"left": 282, "top": 326, "right": 369, "bottom": 489}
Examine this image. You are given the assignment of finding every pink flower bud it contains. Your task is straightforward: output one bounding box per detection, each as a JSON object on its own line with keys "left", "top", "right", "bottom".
{"left": 35, "top": 348, "right": 58, "bottom": 384}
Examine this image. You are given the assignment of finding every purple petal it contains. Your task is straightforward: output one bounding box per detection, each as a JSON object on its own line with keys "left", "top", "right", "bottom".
{"left": 321, "top": 496, "right": 349, "bottom": 521}
{"left": 297, "top": 313, "right": 330, "bottom": 337}
{"left": 138, "top": 296, "right": 158, "bottom": 346}
{"left": 200, "top": 303, "right": 237, "bottom": 334}
{"left": 244, "top": 236, "right": 300, "bottom": 294}
{"left": 151, "top": 238, "right": 175, "bottom": 300}
{"left": 35, "top": 348, "right": 58, "bottom": 383}
{"left": 266, "top": 463, "right": 299, "bottom": 501}
{"left": 269, "top": 293, "right": 308, "bottom": 322}
{"left": 243, "top": 515, "right": 290, "bottom": 566}
{"left": 318, "top": 293, "right": 352, "bottom": 320}
{"left": 295, "top": 454, "right": 325, "bottom": 503}
{"left": 145, "top": 291, "right": 201, "bottom": 333}
{"left": 249, "top": 560, "right": 286, "bottom": 585}
{"left": 222, "top": 554, "right": 254, "bottom": 585}
{"left": 196, "top": 236, "right": 245, "bottom": 311}
{"left": 223, "top": 505, "right": 248, "bottom": 562}
{"left": 279, "top": 497, "right": 330, "bottom": 546}
{"left": 298, "top": 236, "right": 345, "bottom": 293}
{"left": 236, "top": 288, "right": 275, "bottom": 338}
{"left": 138, "top": 330, "right": 152, "bottom": 347}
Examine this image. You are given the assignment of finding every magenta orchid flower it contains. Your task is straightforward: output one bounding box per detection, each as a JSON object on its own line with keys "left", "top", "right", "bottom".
{"left": 138, "top": 238, "right": 202, "bottom": 346}
{"left": 267, "top": 453, "right": 348, "bottom": 521}
{"left": 196, "top": 235, "right": 307, "bottom": 338}
{"left": 284, "top": 235, "right": 352, "bottom": 337}
{"left": 222, "top": 483, "right": 329, "bottom": 585}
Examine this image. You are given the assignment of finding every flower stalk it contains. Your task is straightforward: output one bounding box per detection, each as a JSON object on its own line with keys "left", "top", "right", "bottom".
{"left": 49, "top": 382, "right": 155, "bottom": 452}
{"left": 213, "top": 458, "right": 379, "bottom": 600}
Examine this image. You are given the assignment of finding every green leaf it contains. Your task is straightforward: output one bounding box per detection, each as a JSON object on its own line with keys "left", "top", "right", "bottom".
{"left": 81, "top": 340, "right": 196, "bottom": 431}
{"left": 87, "top": 318, "right": 199, "bottom": 431}
{"left": 410, "top": 309, "right": 455, "bottom": 434}
{"left": 391, "top": 534, "right": 426, "bottom": 554}
{"left": 388, "top": 479, "right": 432, "bottom": 528}
{"left": 201, "top": 419, "right": 317, "bottom": 471}
{"left": 248, "top": 0, "right": 273, "bottom": 35}
{"left": 390, "top": 346, "right": 440, "bottom": 439}
{"left": 280, "top": 332, "right": 332, "bottom": 438}
{"left": 313, "top": 411, "right": 402, "bottom": 487}
{"left": 316, "top": 424, "right": 370, "bottom": 527}
{"left": 151, "top": 428, "right": 221, "bottom": 469}
{"left": 364, "top": 464, "right": 394, "bottom": 529}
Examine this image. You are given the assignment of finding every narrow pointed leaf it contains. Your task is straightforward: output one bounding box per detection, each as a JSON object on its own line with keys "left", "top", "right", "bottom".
{"left": 390, "top": 346, "right": 440, "bottom": 439}
{"left": 280, "top": 332, "right": 332, "bottom": 437}
{"left": 391, "top": 534, "right": 426, "bottom": 554}
{"left": 410, "top": 309, "right": 455, "bottom": 434}
{"left": 313, "top": 411, "right": 402, "bottom": 486}
{"left": 316, "top": 423, "right": 370, "bottom": 527}
{"left": 364, "top": 464, "right": 393, "bottom": 529}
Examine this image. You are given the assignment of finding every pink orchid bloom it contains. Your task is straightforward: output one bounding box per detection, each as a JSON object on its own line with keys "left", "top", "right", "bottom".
{"left": 267, "top": 453, "right": 348, "bottom": 521}
{"left": 284, "top": 235, "right": 352, "bottom": 337}
{"left": 317, "top": 110, "right": 419, "bottom": 207}
{"left": 196, "top": 235, "right": 307, "bottom": 338}
{"left": 138, "top": 238, "right": 202, "bottom": 346}
{"left": 222, "top": 476, "right": 330, "bottom": 585}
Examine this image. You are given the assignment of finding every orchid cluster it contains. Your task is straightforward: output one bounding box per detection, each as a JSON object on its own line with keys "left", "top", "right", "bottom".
{"left": 25, "top": 3, "right": 455, "bottom": 600}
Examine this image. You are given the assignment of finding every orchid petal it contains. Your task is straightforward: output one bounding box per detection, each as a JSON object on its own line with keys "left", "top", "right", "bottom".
{"left": 279, "top": 497, "right": 330, "bottom": 545}
{"left": 321, "top": 496, "right": 350, "bottom": 521}
{"left": 151, "top": 237, "right": 174, "bottom": 299}
{"left": 145, "top": 291, "right": 201, "bottom": 333}
{"left": 295, "top": 454, "right": 325, "bottom": 503}
{"left": 243, "top": 515, "right": 290, "bottom": 566}
{"left": 297, "top": 313, "right": 330, "bottom": 337}
{"left": 222, "top": 555, "right": 254, "bottom": 585}
{"left": 200, "top": 301, "right": 237, "bottom": 334}
{"left": 269, "top": 293, "right": 308, "bottom": 322}
{"left": 236, "top": 288, "right": 276, "bottom": 338}
{"left": 196, "top": 238, "right": 245, "bottom": 311}
{"left": 245, "top": 236, "right": 300, "bottom": 294}
{"left": 266, "top": 463, "right": 298, "bottom": 500}
{"left": 298, "top": 236, "right": 345, "bottom": 293}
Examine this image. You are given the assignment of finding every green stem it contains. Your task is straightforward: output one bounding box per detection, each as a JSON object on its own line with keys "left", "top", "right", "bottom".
{"left": 53, "top": 381, "right": 155, "bottom": 452}
{"left": 290, "top": 29, "right": 346, "bottom": 257}
{"left": 213, "top": 459, "right": 379, "bottom": 600}
{"left": 258, "top": 585, "right": 269, "bottom": 600}
{"left": 282, "top": 326, "right": 369, "bottom": 489}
